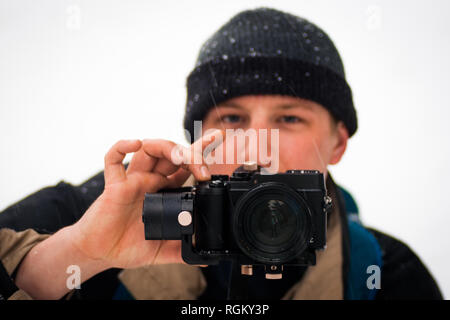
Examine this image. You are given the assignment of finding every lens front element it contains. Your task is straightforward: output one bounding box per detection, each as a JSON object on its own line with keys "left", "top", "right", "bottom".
{"left": 250, "top": 199, "right": 297, "bottom": 248}
{"left": 234, "top": 183, "right": 312, "bottom": 264}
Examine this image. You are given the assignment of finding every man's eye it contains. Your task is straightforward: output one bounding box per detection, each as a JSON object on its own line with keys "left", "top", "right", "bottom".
{"left": 278, "top": 115, "right": 302, "bottom": 123}
{"left": 221, "top": 115, "right": 242, "bottom": 123}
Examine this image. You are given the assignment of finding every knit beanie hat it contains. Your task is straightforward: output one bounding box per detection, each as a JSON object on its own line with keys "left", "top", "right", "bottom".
{"left": 183, "top": 7, "right": 357, "bottom": 142}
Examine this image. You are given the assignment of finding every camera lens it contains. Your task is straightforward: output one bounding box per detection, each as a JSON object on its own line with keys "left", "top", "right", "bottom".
{"left": 233, "top": 183, "right": 312, "bottom": 264}
{"left": 250, "top": 199, "right": 297, "bottom": 248}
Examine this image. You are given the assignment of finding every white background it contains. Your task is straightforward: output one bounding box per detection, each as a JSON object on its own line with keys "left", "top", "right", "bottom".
{"left": 1, "top": 0, "right": 449, "bottom": 298}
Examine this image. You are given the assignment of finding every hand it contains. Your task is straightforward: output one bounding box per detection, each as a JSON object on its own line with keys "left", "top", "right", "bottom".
{"left": 70, "top": 131, "right": 220, "bottom": 269}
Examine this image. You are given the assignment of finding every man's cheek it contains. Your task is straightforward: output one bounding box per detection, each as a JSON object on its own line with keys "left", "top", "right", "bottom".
{"left": 279, "top": 139, "right": 321, "bottom": 169}
{"left": 278, "top": 139, "right": 308, "bottom": 166}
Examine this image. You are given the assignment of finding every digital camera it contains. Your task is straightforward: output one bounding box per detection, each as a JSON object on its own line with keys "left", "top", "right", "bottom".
{"left": 142, "top": 163, "right": 332, "bottom": 279}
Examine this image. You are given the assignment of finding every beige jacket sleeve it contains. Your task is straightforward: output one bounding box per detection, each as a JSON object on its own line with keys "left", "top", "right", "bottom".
{"left": 0, "top": 228, "right": 51, "bottom": 300}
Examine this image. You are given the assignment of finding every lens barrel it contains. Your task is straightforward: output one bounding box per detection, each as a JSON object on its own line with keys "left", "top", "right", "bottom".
{"left": 143, "top": 191, "right": 193, "bottom": 240}
{"left": 233, "top": 182, "right": 312, "bottom": 264}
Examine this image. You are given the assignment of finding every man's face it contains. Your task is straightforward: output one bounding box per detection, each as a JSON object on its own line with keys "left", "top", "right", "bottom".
{"left": 201, "top": 94, "right": 348, "bottom": 176}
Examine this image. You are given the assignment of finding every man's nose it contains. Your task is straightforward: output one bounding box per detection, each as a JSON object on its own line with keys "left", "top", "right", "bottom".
{"left": 239, "top": 119, "right": 276, "bottom": 168}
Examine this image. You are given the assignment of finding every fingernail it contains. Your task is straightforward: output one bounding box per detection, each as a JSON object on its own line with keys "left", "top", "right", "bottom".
{"left": 170, "top": 145, "right": 185, "bottom": 165}
{"left": 200, "top": 166, "right": 210, "bottom": 179}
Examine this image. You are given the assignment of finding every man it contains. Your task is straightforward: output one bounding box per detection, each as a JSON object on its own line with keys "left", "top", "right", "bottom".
{"left": 0, "top": 7, "right": 442, "bottom": 300}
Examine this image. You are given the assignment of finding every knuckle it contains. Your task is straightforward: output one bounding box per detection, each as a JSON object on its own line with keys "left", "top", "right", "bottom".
{"left": 142, "top": 138, "right": 156, "bottom": 145}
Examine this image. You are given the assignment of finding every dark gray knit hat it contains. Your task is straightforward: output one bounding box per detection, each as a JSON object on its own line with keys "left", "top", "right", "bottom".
{"left": 183, "top": 7, "right": 357, "bottom": 142}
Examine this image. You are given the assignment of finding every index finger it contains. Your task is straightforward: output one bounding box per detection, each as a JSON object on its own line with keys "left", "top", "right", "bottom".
{"left": 141, "top": 129, "right": 223, "bottom": 181}
{"left": 188, "top": 128, "right": 224, "bottom": 164}
{"left": 104, "top": 139, "right": 142, "bottom": 185}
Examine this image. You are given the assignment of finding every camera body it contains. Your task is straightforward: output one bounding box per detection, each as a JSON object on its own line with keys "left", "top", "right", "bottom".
{"left": 142, "top": 166, "right": 331, "bottom": 278}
